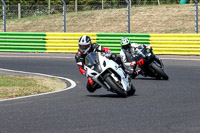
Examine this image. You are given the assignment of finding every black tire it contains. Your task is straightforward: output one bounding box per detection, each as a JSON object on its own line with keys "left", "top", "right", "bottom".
{"left": 105, "top": 76, "right": 127, "bottom": 97}
{"left": 127, "top": 82, "right": 136, "bottom": 96}
{"left": 151, "top": 62, "right": 169, "bottom": 80}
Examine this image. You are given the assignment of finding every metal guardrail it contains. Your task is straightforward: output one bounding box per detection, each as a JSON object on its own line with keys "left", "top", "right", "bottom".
{"left": 193, "top": 0, "right": 198, "bottom": 33}
{"left": 61, "top": 0, "right": 66, "bottom": 33}
{"left": 125, "top": 0, "right": 130, "bottom": 33}
{"left": 0, "top": 0, "right": 129, "bottom": 33}
{"left": 1, "top": 0, "right": 6, "bottom": 32}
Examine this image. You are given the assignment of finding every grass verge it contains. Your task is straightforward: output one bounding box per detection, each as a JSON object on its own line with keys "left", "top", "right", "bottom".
{"left": 0, "top": 4, "right": 197, "bottom": 33}
{"left": 0, "top": 74, "right": 67, "bottom": 100}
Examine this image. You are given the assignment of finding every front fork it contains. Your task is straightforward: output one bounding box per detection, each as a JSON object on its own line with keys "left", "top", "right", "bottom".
{"left": 153, "top": 54, "right": 164, "bottom": 69}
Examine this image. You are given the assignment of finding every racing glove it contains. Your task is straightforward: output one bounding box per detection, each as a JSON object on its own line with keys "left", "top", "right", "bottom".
{"left": 104, "top": 48, "right": 111, "bottom": 58}
{"left": 84, "top": 71, "right": 88, "bottom": 78}
{"left": 125, "top": 61, "right": 136, "bottom": 67}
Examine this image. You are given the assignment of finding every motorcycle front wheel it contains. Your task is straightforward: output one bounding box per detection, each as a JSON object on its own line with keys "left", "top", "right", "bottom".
{"left": 105, "top": 76, "right": 127, "bottom": 97}
{"left": 127, "top": 83, "right": 136, "bottom": 96}
{"left": 151, "top": 62, "right": 169, "bottom": 80}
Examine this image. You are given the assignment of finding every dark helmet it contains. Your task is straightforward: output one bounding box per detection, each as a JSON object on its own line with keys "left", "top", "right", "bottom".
{"left": 121, "top": 37, "right": 131, "bottom": 50}
{"left": 78, "top": 35, "right": 92, "bottom": 54}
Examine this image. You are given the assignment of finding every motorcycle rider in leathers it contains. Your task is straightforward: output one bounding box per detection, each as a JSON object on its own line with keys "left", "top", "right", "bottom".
{"left": 120, "top": 37, "right": 161, "bottom": 78}
{"left": 75, "top": 35, "right": 132, "bottom": 93}
{"left": 75, "top": 35, "right": 113, "bottom": 93}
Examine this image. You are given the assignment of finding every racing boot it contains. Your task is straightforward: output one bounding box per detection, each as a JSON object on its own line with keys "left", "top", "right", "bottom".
{"left": 132, "top": 69, "right": 143, "bottom": 79}
{"left": 86, "top": 77, "right": 101, "bottom": 93}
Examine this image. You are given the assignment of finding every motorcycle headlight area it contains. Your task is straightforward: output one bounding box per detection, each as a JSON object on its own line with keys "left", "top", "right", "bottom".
{"left": 147, "top": 53, "right": 152, "bottom": 56}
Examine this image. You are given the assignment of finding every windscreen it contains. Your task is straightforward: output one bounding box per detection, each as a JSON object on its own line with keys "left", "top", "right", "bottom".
{"left": 85, "top": 52, "right": 98, "bottom": 68}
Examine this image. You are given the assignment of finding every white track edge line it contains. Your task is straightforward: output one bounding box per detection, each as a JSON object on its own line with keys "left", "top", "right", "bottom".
{"left": 0, "top": 68, "right": 77, "bottom": 102}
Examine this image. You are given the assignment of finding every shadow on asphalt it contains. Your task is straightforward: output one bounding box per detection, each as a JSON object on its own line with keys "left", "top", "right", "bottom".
{"left": 86, "top": 94, "right": 139, "bottom": 98}
{"left": 134, "top": 77, "right": 169, "bottom": 81}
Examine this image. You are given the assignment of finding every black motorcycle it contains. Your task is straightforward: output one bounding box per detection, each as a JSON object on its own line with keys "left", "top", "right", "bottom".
{"left": 134, "top": 45, "right": 169, "bottom": 80}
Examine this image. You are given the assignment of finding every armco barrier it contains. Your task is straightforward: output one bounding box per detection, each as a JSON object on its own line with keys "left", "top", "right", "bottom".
{"left": 97, "top": 33, "right": 200, "bottom": 55}
{"left": 0, "top": 32, "right": 200, "bottom": 55}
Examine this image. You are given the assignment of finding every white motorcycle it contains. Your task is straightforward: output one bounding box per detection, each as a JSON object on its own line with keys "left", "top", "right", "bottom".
{"left": 84, "top": 52, "right": 136, "bottom": 97}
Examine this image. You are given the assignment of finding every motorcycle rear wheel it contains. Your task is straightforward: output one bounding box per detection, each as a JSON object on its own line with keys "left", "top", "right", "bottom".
{"left": 105, "top": 76, "right": 127, "bottom": 97}
{"left": 151, "top": 62, "right": 169, "bottom": 80}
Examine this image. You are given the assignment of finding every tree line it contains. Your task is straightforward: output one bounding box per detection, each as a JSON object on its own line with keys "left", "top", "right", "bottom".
{"left": 2, "top": 0, "right": 181, "bottom": 5}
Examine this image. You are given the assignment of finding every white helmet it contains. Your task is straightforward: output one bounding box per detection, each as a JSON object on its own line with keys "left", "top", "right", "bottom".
{"left": 121, "top": 37, "right": 131, "bottom": 50}
{"left": 78, "top": 35, "right": 92, "bottom": 54}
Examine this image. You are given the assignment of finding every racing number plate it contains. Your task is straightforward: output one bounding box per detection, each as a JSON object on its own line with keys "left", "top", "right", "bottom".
{"left": 137, "top": 58, "right": 144, "bottom": 66}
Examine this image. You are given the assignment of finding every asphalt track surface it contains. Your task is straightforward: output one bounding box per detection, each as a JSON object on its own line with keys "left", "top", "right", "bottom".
{"left": 0, "top": 53, "right": 200, "bottom": 133}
